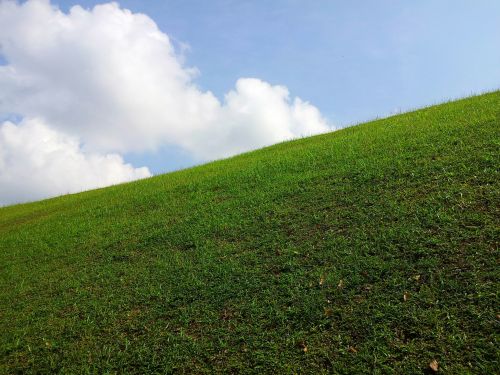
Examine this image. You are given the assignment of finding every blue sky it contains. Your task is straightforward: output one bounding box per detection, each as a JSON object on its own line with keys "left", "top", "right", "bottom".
{"left": 51, "top": 0, "right": 500, "bottom": 118}
{"left": 0, "top": 0, "right": 499, "bottom": 205}
{"left": 56, "top": 0, "right": 500, "bottom": 173}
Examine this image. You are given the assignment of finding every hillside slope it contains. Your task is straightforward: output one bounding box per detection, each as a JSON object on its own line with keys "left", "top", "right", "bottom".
{"left": 1, "top": 92, "right": 499, "bottom": 374}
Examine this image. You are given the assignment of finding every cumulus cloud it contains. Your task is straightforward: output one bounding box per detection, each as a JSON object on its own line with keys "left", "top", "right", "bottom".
{"left": 0, "top": 0, "right": 332, "bottom": 204}
{"left": 0, "top": 0, "right": 331, "bottom": 158}
{"left": 198, "top": 78, "right": 331, "bottom": 157}
{"left": 0, "top": 118, "right": 151, "bottom": 206}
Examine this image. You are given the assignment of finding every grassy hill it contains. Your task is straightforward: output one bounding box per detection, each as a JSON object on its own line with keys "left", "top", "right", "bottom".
{"left": 1, "top": 92, "right": 499, "bottom": 374}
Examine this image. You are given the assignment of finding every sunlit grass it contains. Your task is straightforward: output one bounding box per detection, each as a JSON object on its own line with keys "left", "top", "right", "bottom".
{"left": 0, "top": 91, "right": 499, "bottom": 373}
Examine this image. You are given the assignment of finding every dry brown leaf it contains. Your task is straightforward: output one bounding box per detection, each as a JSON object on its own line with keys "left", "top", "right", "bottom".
{"left": 348, "top": 346, "right": 358, "bottom": 353}
{"left": 337, "top": 279, "right": 344, "bottom": 288}
{"left": 403, "top": 292, "right": 409, "bottom": 302}
{"left": 429, "top": 359, "right": 439, "bottom": 372}
{"left": 354, "top": 295, "right": 365, "bottom": 303}
{"left": 319, "top": 276, "right": 325, "bottom": 286}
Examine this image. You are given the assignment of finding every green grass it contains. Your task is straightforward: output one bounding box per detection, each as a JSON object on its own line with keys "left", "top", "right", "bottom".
{"left": 1, "top": 92, "right": 499, "bottom": 374}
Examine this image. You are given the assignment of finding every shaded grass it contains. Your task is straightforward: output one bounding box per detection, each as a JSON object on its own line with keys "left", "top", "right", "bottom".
{"left": 0, "top": 92, "right": 499, "bottom": 374}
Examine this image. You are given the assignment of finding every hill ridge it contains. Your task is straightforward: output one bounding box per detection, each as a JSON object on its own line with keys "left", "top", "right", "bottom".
{"left": 1, "top": 91, "right": 499, "bottom": 373}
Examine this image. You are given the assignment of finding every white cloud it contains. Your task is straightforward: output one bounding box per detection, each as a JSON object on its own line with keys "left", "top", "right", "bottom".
{"left": 0, "top": 0, "right": 332, "bottom": 204}
{"left": 0, "top": 0, "right": 332, "bottom": 158}
{"left": 0, "top": 118, "right": 151, "bottom": 206}
{"left": 186, "top": 78, "right": 331, "bottom": 158}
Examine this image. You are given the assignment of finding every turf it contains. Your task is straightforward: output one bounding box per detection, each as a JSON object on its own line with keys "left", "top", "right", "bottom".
{"left": 0, "top": 92, "right": 499, "bottom": 374}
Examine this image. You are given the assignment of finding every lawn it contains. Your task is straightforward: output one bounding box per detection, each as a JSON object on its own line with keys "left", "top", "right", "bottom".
{"left": 1, "top": 92, "right": 499, "bottom": 373}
